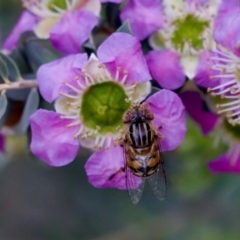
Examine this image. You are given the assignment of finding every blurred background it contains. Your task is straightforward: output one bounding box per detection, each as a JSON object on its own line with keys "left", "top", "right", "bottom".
{"left": 1, "top": 1, "right": 240, "bottom": 240}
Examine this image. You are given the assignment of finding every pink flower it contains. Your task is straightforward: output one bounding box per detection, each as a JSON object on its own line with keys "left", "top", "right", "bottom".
{"left": 30, "top": 32, "right": 152, "bottom": 167}
{"left": 209, "top": 153, "right": 240, "bottom": 174}
{"left": 3, "top": 0, "right": 99, "bottom": 53}
{"left": 144, "top": 0, "right": 220, "bottom": 89}
{"left": 30, "top": 32, "right": 187, "bottom": 189}
{"left": 191, "top": 0, "right": 240, "bottom": 174}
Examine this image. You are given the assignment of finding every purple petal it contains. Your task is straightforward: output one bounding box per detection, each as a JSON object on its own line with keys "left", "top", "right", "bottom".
{"left": 3, "top": 10, "right": 39, "bottom": 53}
{"left": 208, "top": 154, "right": 240, "bottom": 174}
{"left": 185, "top": 0, "right": 209, "bottom": 4}
{"left": 50, "top": 9, "right": 98, "bottom": 54}
{"left": 194, "top": 50, "right": 220, "bottom": 89}
{"left": 0, "top": 134, "right": 5, "bottom": 153}
{"left": 120, "top": 0, "right": 163, "bottom": 41}
{"left": 145, "top": 50, "right": 185, "bottom": 90}
{"left": 215, "top": 0, "right": 240, "bottom": 22}
{"left": 30, "top": 109, "right": 80, "bottom": 166}
{"left": 85, "top": 146, "right": 128, "bottom": 189}
{"left": 100, "top": 0, "right": 123, "bottom": 2}
{"left": 214, "top": 7, "right": 240, "bottom": 57}
{"left": 97, "top": 32, "right": 151, "bottom": 84}
{"left": 180, "top": 91, "right": 218, "bottom": 135}
{"left": 146, "top": 89, "right": 186, "bottom": 151}
{"left": 37, "top": 53, "right": 88, "bottom": 103}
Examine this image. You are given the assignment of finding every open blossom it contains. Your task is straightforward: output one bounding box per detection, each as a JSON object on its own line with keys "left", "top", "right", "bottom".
{"left": 190, "top": 0, "right": 240, "bottom": 174}
{"left": 202, "top": 0, "right": 240, "bottom": 126}
{"left": 30, "top": 32, "right": 152, "bottom": 166}
{"left": 29, "top": 31, "right": 187, "bottom": 189}
{"left": 143, "top": 0, "right": 220, "bottom": 90}
{"left": 85, "top": 89, "right": 186, "bottom": 189}
{"left": 3, "top": 0, "right": 99, "bottom": 53}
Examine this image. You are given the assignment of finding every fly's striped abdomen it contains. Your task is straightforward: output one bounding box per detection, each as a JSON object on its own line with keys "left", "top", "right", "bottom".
{"left": 128, "top": 122, "right": 152, "bottom": 148}
{"left": 126, "top": 150, "right": 160, "bottom": 177}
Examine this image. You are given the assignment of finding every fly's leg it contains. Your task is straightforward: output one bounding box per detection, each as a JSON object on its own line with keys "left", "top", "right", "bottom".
{"left": 154, "top": 126, "right": 164, "bottom": 140}
{"left": 108, "top": 167, "right": 125, "bottom": 181}
{"left": 114, "top": 137, "right": 126, "bottom": 147}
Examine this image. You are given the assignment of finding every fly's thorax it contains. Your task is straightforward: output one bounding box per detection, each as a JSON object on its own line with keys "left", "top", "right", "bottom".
{"left": 127, "top": 121, "right": 154, "bottom": 148}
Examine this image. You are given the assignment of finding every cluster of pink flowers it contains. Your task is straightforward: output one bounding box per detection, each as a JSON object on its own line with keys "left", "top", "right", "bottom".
{"left": 2, "top": 0, "right": 240, "bottom": 193}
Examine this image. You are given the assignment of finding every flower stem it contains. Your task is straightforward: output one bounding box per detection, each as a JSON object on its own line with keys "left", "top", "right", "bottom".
{"left": 0, "top": 80, "right": 38, "bottom": 92}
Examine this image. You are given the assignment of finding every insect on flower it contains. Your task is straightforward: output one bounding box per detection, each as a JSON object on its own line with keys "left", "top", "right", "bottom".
{"left": 110, "top": 102, "right": 167, "bottom": 204}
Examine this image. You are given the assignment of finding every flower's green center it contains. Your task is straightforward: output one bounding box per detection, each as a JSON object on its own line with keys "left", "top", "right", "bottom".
{"left": 171, "top": 14, "right": 209, "bottom": 52}
{"left": 223, "top": 118, "right": 240, "bottom": 141}
{"left": 80, "top": 81, "right": 131, "bottom": 134}
{"left": 48, "top": 0, "right": 67, "bottom": 11}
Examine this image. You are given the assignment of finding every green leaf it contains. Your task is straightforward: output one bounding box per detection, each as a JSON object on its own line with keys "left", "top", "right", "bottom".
{"left": 14, "top": 88, "right": 39, "bottom": 134}
{"left": 83, "top": 39, "right": 96, "bottom": 53}
{"left": 116, "top": 20, "right": 132, "bottom": 34}
{"left": 0, "top": 94, "right": 7, "bottom": 120}
{"left": 0, "top": 57, "right": 9, "bottom": 83}
{"left": 0, "top": 53, "right": 22, "bottom": 82}
{"left": 26, "top": 39, "right": 63, "bottom": 70}
{"left": 10, "top": 49, "right": 31, "bottom": 75}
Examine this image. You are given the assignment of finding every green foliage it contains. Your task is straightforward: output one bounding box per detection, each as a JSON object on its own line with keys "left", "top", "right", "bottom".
{"left": 0, "top": 94, "right": 7, "bottom": 120}
{"left": 0, "top": 53, "right": 21, "bottom": 82}
{"left": 116, "top": 20, "right": 132, "bottom": 35}
{"left": 172, "top": 117, "right": 226, "bottom": 197}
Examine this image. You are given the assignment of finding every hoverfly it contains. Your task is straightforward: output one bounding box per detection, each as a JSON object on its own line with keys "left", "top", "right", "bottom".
{"left": 111, "top": 102, "right": 166, "bottom": 204}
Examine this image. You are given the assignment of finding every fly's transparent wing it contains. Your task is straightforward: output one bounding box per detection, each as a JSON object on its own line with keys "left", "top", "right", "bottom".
{"left": 126, "top": 164, "right": 145, "bottom": 204}
{"left": 147, "top": 163, "right": 166, "bottom": 201}
{"left": 147, "top": 139, "right": 166, "bottom": 201}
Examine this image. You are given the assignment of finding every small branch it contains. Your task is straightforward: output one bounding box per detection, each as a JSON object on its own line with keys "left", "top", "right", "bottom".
{"left": 0, "top": 80, "right": 38, "bottom": 92}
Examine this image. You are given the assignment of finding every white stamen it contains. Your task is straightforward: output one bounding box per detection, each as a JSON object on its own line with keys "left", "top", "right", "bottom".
{"left": 115, "top": 67, "right": 121, "bottom": 81}
{"left": 217, "top": 105, "right": 240, "bottom": 114}
{"left": 65, "top": 0, "right": 72, "bottom": 10}
{"left": 209, "top": 80, "right": 236, "bottom": 91}
{"left": 211, "top": 74, "right": 235, "bottom": 79}
{"left": 61, "top": 115, "right": 79, "bottom": 120}
{"left": 217, "top": 100, "right": 240, "bottom": 108}
{"left": 67, "top": 120, "right": 81, "bottom": 128}
{"left": 59, "top": 92, "right": 79, "bottom": 99}
{"left": 50, "top": 4, "right": 65, "bottom": 14}
{"left": 74, "top": 125, "right": 83, "bottom": 139}
{"left": 64, "top": 82, "right": 82, "bottom": 94}
{"left": 119, "top": 70, "right": 128, "bottom": 84}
